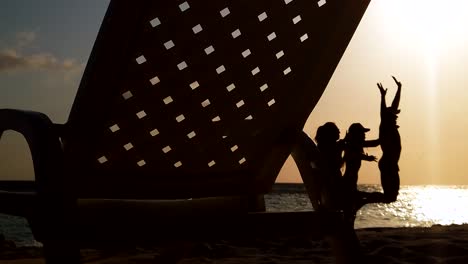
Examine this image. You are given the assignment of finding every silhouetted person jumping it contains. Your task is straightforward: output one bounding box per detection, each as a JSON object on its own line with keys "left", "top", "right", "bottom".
{"left": 346, "top": 77, "right": 403, "bottom": 211}
{"left": 377, "top": 76, "right": 402, "bottom": 202}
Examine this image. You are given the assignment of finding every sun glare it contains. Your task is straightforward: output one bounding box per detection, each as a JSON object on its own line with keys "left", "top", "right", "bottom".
{"left": 410, "top": 186, "right": 468, "bottom": 226}
{"left": 378, "top": 0, "right": 468, "bottom": 53}
{"left": 375, "top": 1, "right": 468, "bottom": 181}
{"left": 377, "top": 0, "right": 468, "bottom": 73}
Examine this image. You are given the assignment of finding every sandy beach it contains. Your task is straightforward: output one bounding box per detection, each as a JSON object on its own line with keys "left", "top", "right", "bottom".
{"left": 2, "top": 224, "right": 468, "bottom": 263}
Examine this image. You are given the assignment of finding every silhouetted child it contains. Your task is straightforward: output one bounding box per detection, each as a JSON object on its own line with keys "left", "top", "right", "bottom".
{"left": 342, "top": 123, "right": 379, "bottom": 211}
{"left": 315, "top": 122, "right": 345, "bottom": 209}
{"left": 377, "top": 76, "right": 402, "bottom": 202}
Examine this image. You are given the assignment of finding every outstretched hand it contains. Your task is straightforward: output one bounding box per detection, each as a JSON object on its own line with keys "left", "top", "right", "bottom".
{"left": 377, "top": 83, "right": 387, "bottom": 96}
{"left": 392, "top": 76, "right": 402, "bottom": 88}
{"left": 368, "top": 155, "right": 378, "bottom": 162}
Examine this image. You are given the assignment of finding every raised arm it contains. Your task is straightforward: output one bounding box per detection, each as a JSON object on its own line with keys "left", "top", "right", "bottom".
{"left": 377, "top": 82, "right": 387, "bottom": 118}
{"left": 391, "top": 76, "right": 402, "bottom": 111}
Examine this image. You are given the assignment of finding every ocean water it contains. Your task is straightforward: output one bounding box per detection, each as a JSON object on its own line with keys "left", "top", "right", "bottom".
{"left": 2, "top": 185, "right": 468, "bottom": 247}
{"left": 266, "top": 185, "right": 468, "bottom": 229}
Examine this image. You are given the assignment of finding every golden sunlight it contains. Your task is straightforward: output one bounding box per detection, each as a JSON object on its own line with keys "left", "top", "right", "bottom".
{"left": 378, "top": 0, "right": 468, "bottom": 98}
{"left": 375, "top": 0, "right": 468, "bottom": 181}
{"left": 378, "top": 0, "right": 468, "bottom": 52}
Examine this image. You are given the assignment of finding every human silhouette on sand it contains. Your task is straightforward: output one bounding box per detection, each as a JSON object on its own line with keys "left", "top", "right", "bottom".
{"left": 377, "top": 76, "right": 402, "bottom": 202}
{"left": 315, "top": 76, "right": 403, "bottom": 214}
{"left": 342, "top": 123, "right": 379, "bottom": 211}
{"left": 354, "top": 76, "right": 403, "bottom": 210}
{"left": 315, "top": 122, "right": 345, "bottom": 209}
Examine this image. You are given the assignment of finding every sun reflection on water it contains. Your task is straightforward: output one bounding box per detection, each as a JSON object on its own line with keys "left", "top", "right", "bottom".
{"left": 356, "top": 185, "right": 468, "bottom": 228}
{"left": 266, "top": 185, "right": 468, "bottom": 229}
{"left": 408, "top": 186, "right": 468, "bottom": 226}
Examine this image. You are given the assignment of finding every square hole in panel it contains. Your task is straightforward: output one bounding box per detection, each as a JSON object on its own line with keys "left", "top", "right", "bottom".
{"left": 98, "top": 156, "right": 108, "bottom": 164}
{"left": 292, "top": 15, "right": 302, "bottom": 24}
{"left": 251, "top": 67, "right": 260, "bottom": 76}
{"left": 150, "top": 76, "right": 160, "bottom": 85}
{"left": 212, "top": 116, "right": 221, "bottom": 122}
{"left": 259, "top": 84, "right": 268, "bottom": 92}
{"left": 216, "top": 65, "right": 226, "bottom": 74}
{"left": 220, "top": 7, "right": 230, "bottom": 17}
{"left": 177, "top": 61, "right": 188, "bottom": 70}
{"left": 163, "top": 96, "right": 173, "bottom": 105}
{"left": 300, "top": 33, "right": 309, "bottom": 42}
{"left": 150, "top": 17, "right": 161, "bottom": 27}
{"left": 174, "top": 161, "right": 182, "bottom": 168}
{"left": 245, "top": 115, "right": 253, "bottom": 120}
{"left": 268, "top": 99, "right": 276, "bottom": 106}
{"left": 226, "top": 83, "right": 235, "bottom": 92}
{"left": 136, "top": 55, "right": 146, "bottom": 64}
{"left": 150, "top": 128, "right": 159, "bottom": 136}
{"left": 239, "top": 157, "right": 246, "bottom": 164}
{"left": 137, "top": 160, "right": 146, "bottom": 167}
{"left": 318, "top": 0, "right": 327, "bottom": 7}
{"left": 192, "top": 24, "right": 203, "bottom": 34}
{"left": 201, "top": 99, "right": 211, "bottom": 107}
{"left": 176, "top": 114, "right": 185, "bottom": 122}
{"left": 190, "top": 81, "right": 200, "bottom": 90}
{"left": 241, "top": 49, "right": 251, "bottom": 58}
{"left": 283, "top": 67, "right": 292, "bottom": 75}
{"left": 208, "top": 160, "right": 216, "bottom": 167}
{"left": 276, "top": 50, "right": 284, "bottom": 59}
{"left": 136, "top": 110, "right": 147, "bottom": 119}
{"left": 258, "top": 12, "right": 267, "bottom": 21}
{"left": 284, "top": 0, "right": 293, "bottom": 4}
{"left": 124, "top": 143, "right": 134, "bottom": 151}
{"left": 231, "top": 29, "right": 241, "bottom": 39}
{"left": 179, "top": 2, "right": 190, "bottom": 12}
{"left": 267, "top": 32, "right": 277, "bottom": 41}
{"left": 164, "top": 40, "right": 175, "bottom": 50}
{"left": 236, "top": 100, "right": 245, "bottom": 108}
{"left": 231, "top": 145, "right": 238, "bottom": 152}
{"left": 162, "top": 146, "right": 172, "bottom": 153}
{"left": 122, "top": 91, "right": 133, "bottom": 100}
{"left": 109, "top": 124, "right": 120, "bottom": 132}
{"left": 187, "top": 131, "right": 196, "bottom": 139}
{"left": 205, "top": 45, "right": 214, "bottom": 55}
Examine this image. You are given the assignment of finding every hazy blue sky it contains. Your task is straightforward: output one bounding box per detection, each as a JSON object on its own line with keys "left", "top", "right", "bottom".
{"left": 0, "top": 1, "right": 109, "bottom": 179}
{"left": 0, "top": 1, "right": 109, "bottom": 121}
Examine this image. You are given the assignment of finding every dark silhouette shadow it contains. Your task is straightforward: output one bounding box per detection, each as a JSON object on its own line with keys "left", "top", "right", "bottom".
{"left": 350, "top": 77, "right": 402, "bottom": 211}
{"left": 342, "top": 123, "right": 379, "bottom": 213}
{"left": 315, "top": 122, "right": 345, "bottom": 210}
{"left": 315, "top": 77, "right": 403, "bottom": 220}
{"left": 376, "top": 76, "right": 402, "bottom": 202}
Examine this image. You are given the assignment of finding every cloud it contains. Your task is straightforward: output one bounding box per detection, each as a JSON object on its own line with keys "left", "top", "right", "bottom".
{"left": 15, "top": 31, "right": 36, "bottom": 49}
{"left": 0, "top": 49, "right": 82, "bottom": 72}
{"left": 0, "top": 31, "right": 82, "bottom": 73}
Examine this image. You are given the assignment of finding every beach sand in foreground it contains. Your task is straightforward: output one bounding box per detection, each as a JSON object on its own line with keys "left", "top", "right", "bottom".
{"left": 2, "top": 224, "right": 468, "bottom": 263}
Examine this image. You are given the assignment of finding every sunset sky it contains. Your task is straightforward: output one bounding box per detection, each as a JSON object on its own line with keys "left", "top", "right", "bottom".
{"left": 1, "top": 1, "right": 468, "bottom": 185}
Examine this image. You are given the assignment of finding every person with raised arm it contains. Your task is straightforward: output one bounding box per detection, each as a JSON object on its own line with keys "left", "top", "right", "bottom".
{"left": 377, "top": 76, "right": 402, "bottom": 202}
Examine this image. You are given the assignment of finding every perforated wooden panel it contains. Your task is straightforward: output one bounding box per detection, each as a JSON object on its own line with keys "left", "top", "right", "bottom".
{"left": 65, "top": 0, "right": 370, "bottom": 198}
